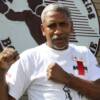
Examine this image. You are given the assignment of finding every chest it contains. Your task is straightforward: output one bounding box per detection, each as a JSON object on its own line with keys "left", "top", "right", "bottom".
{"left": 34, "top": 52, "right": 89, "bottom": 81}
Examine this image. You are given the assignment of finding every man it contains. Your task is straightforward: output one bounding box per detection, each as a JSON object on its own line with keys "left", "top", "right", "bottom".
{"left": 0, "top": 3, "right": 100, "bottom": 100}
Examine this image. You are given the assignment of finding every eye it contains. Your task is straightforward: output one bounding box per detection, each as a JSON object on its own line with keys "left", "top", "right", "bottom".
{"left": 47, "top": 23, "right": 57, "bottom": 29}
{"left": 59, "top": 22, "right": 69, "bottom": 27}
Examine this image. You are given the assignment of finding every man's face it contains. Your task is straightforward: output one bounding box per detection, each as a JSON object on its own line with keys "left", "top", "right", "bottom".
{"left": 41, "top": 10, "right": 73, "bottom": 50}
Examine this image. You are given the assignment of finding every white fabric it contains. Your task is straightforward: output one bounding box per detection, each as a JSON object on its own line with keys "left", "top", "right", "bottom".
{"left": 6, "top": 43, "right": 100, "bottom": 100}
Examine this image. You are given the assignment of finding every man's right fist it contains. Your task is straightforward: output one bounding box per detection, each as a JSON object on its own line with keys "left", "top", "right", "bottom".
{"left": 0, "top": 47, "right": 19, "bottom": 70}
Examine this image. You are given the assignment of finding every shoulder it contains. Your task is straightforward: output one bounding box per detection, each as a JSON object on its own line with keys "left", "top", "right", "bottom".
{"left": 69, "top": 43, "right": 97, "bottom": 64}
{"left": 19, "top": 43, "right": 45, "bottom": 59}
{"left": 69, "top": 43, "right": 95, "bottom": 60}
{"left": 69, "top": 43, "right": 89, "bottom": 54}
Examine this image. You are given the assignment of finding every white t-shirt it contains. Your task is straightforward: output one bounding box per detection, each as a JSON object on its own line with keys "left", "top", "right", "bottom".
{"left": 6, "top": 43, "right": 100, "bottom": 100}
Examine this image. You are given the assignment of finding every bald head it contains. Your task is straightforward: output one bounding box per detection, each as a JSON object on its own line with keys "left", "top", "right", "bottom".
{"left": 41, "top": 3, "right": 72, "bottom": 23}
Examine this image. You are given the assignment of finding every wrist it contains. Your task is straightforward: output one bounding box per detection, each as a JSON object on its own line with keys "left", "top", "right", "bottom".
{"left": 65, "top": 73, "right": 74, "bottom": 86}
{"left": 0, "top": 68, "right": 6, "bottom": 82}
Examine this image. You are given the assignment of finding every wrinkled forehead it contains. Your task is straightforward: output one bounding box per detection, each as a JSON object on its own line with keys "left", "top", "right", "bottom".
{"left": 46, "top": 9, "right": 68, "bottom": 16}
{"left": 44, "top": 10, "right": 70, "bottom": 23}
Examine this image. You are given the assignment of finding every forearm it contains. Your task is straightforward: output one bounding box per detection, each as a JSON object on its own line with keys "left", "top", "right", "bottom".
{"left": 47, "top": 63, "right": 100, "bottom": 100}
{"left": 0, "top": 69, "right": 9, "bottom": 100}
{"left": 66, "top": 73, "right": 100, "bottom": 100}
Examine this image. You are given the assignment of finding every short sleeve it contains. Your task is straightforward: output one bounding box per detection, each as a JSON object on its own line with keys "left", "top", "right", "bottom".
{"left": 85, "top": 49, "right": 100, "bottom": 81}
{"left": 6, "top": 59, "right": 31, "bottom": 100}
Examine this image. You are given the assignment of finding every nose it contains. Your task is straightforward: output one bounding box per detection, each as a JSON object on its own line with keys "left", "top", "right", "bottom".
{"left": 54, "top": 24, "right": 63, "bottom": 35}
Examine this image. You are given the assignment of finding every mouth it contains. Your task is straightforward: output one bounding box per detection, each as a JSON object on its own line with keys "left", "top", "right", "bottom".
{"left": 53, "top": 38, "right": 65, "bottom": 44}
{"left": 51, "top": 35, "right": 68, "bottom": 50}
{"left": 52, "top": 35, "right": 67, "bottom": 43}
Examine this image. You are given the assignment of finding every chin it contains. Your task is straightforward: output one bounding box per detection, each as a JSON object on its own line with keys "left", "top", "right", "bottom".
{"left": 53, "top": 45, "right": 68, "bottom": 50}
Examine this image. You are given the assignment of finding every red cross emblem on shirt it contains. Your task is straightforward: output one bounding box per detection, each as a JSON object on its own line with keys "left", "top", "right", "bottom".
{"left": 73, "top": 60, "right": 87, "bottom": 75}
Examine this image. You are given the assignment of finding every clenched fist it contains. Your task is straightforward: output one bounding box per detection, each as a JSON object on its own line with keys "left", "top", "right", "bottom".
{"left": 0, "top": 47, "right": 19, "bottom": 70}
{"left": 47, "top": 63, "right": 70, "bottom": 84}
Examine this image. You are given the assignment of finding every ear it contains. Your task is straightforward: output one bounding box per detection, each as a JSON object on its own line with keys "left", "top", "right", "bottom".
{"left": 41, "top": 24, "right": 45, "bottom": 36}
{"left": 70, "top": 23, "right": 75, "bottom": 37}
{"left": 70, "top": 22, "right": 74, "bottom": 33}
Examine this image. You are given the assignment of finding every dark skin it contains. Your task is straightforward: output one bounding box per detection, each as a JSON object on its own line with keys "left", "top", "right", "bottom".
{"left": 47, "top": 63, "right": 100, "bottom": 100}
{"left": 0, "top": 47, "right": 19, "bottom": 100}
{"left": 0, "top": 5, "right": 100, "bottom": 100}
